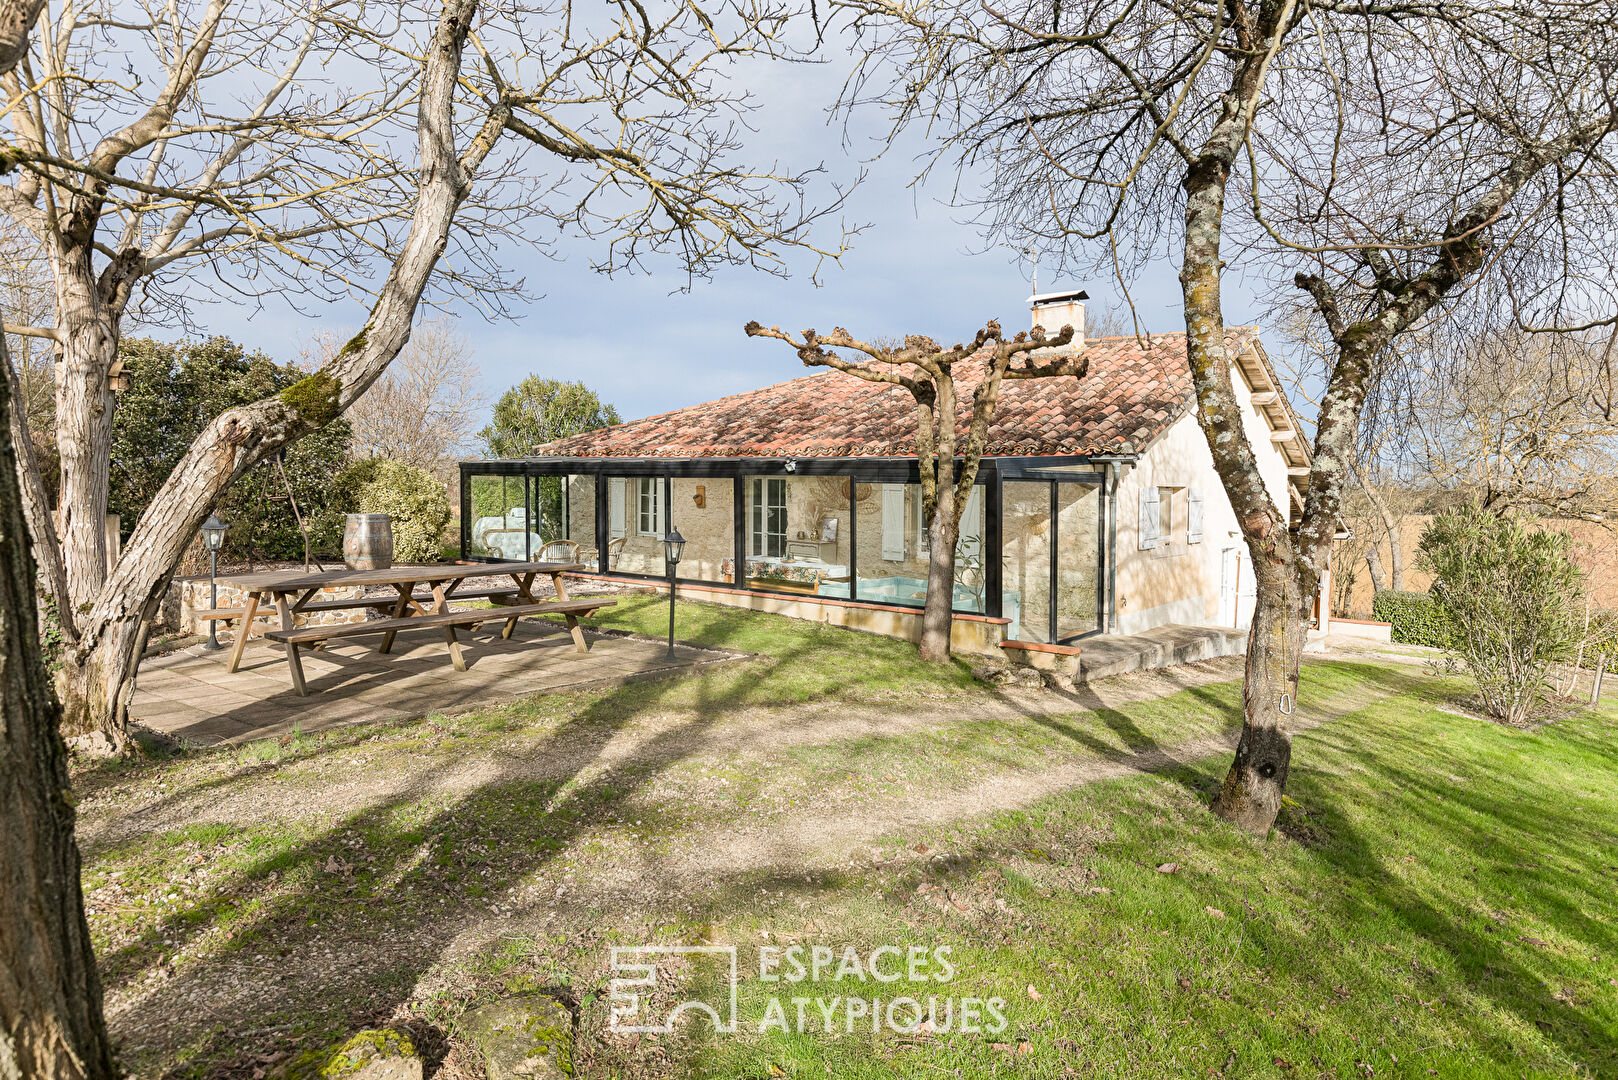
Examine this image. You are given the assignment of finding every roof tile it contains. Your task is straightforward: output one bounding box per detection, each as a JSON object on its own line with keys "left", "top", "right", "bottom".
{"left": 534, "top": 330, "right": 1259, "bottom": 460}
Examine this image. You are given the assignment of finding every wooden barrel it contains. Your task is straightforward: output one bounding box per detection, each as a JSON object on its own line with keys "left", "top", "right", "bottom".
{"left": 343, "top": 513, "right": 394, "bottom": 570}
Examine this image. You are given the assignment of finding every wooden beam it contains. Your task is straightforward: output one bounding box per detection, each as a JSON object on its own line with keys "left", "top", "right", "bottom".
{"left": 1287, "top": 466, "right": 1311, "bottom": 477}
{"left": 1270, "top": 429, "right": 1296, "bottom": 442}
{"left": 1249, "top": 391, "right": 1278, "bottom": 405}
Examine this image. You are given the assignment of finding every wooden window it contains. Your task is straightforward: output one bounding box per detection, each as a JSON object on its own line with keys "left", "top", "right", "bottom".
{"left": 636, "top": 478, "right": 662, "bottom": 536}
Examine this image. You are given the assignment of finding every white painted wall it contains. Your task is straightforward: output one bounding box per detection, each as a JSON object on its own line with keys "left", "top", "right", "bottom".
{"left": 1112, "top": 349, "right": 1299, "bottom": 635}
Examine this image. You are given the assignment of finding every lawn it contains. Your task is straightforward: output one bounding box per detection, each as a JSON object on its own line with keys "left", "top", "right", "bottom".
{"left": 73, "top": 600, "right": 1618, "bottom": 1079}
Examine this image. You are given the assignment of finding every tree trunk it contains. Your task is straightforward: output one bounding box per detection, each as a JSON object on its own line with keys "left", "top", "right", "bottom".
{"left": 1364, "top": 544, "right": 1387, "bottom": 592}
{"left": 54, "top": 603, "right": 154, "bottom": 743}
{"left": 50, "top": 249, "right": 120, "bottom": 613}
{"left": 46, "top": 0, "right": 498, "bottom": 741}
{"left": 1212, "top": 561, "right": 1306, "bottom": 832}
{"left": 1353, "top": 464, "right": 1404, "bottom": 591}
{"left": 3, "top": 347, "right": 73, "bottom": 640}
{"left": 919, "top": 505, "right": 958, "bottom": 661}
{"left": 1176, "top": 0, "right": 1301, "bottom": 834}
{"left": 0, "top": 333, "right": 118, "bottom": 1080}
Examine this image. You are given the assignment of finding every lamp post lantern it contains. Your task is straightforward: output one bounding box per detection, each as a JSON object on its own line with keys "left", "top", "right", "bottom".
{"left": 200, "top": 513, "right": 228, "bottom": 651}
{"left": 663, "top": 527, "right": 686, "bottom": 659}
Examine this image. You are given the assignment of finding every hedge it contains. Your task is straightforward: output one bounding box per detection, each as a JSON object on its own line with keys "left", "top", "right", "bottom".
{"left": 1371, "top": 589, "right": 1453, "bottom": 649}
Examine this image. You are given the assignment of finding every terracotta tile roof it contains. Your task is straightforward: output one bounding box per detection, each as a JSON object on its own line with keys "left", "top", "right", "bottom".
{"left": 533, "top": 329, "right": 1261, "bottom": 460}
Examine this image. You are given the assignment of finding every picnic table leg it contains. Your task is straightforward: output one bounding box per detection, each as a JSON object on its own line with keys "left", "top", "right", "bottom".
{"left": 503, "top": 572, "right": 538, "bottom": 640}
{"left": 564, "top": 613, "right": 588, "bottom": 654}
{"left": 431, "top": 582, "right": 469, "bottom": 671}
{"left": 226, "top": 591, "right": 262, "bottom": 674}
{"left": 378, "top": 583, "right": 414, "bottom": 654}
{"left": 286, "top": 642, "right": 309, "bottom": 696}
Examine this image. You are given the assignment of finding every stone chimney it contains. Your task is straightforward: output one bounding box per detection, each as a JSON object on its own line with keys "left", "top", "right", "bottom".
{"left": 1029, "top": 288, "right": 1088, "bottom": 348}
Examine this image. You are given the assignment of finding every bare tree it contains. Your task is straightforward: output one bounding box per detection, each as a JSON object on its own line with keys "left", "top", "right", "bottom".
{"left": 747, "top": 319, "right": 1080, "bottom": 660}
{"left": 318, "top": 318, "right": 486, "bottom": 481}
{"left": 4, "top": 0, "right": 848, "bottom": 742}
{"left": 839, "top": 0, "right": 1618, "bottom": 831}
{"left": 1409, "top": 329, "right": 1618, "bottom": 519}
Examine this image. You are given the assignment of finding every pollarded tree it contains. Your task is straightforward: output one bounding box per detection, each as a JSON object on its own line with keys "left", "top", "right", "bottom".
{"left": 746, "top": 319, "right": 1080, "bottom": 660}
{"left": 838, "top": 0, "right": 1618, "bottom": 830}
{"left": 3, "top": 0, "right": 848, "bottom": 743}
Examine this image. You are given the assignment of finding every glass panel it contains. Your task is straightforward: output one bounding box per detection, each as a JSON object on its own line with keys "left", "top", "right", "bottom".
{"left": 1055, "top": 483, "right": 1101, "bottom": 642}
{"left": 853, "top": 481, "right": 985, "bottom": 610}
{"left": 1001, "top": 481, "right": 1051, "bottom": 642}
{"left": 604, "top": 476, "right": 665, "bottom": 575}
{"left": 670, "top": 477, "right": 734, "bottom": 581}
{"left": 954, "top": 484, "right": 987, "bottom": 614}
{"left": 739, "top": 474, "right": 852, "bottom": 596}
{"left": 534, "top": 474, "right": 596, "bottom": 566}
{"left": 466, "top": 474, "right": 537, "bottom": 560}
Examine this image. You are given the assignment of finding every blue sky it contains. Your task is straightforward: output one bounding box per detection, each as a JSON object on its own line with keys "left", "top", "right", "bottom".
{"left": 186, "top": 45, "right": 1268, "bottom": 427}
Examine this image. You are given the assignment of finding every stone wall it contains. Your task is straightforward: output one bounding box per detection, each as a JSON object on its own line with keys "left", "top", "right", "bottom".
{"left": 672, "top": 477, "right": 736, "bottom": 580}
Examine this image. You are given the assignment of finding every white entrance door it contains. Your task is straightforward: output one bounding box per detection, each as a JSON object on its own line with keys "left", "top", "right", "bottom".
{"left": 1219, "top": 547, "right": 1238, "bottom": 627}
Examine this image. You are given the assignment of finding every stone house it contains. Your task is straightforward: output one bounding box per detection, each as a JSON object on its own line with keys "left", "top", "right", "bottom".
{"left": 460, "top": 291, "right": 1326, "bottom": 656}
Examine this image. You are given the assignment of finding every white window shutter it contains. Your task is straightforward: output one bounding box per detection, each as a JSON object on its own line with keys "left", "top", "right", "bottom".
{"left": 1188, "top": 487, "right": 1204, "bottom": 544}
{"left": 960, "top": 487, "right": 983, "bottom": 559}
{"left": 882, "top": 484, "right": 907, "bottom": 560}
{"left": 608, "top": 478, "right": 626, "bottom": 539}
{"left": 1139, "top": 486, "right": 1159, "bottom": 550}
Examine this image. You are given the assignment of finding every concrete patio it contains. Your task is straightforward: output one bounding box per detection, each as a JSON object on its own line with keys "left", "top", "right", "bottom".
{"left": 131, "top": 620, "right": 736, "bottom": 745}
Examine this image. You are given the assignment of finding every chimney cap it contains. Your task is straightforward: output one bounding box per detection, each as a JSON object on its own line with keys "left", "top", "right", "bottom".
{"left": 1027, "top": 288, "right": 1090, "bottom": 305}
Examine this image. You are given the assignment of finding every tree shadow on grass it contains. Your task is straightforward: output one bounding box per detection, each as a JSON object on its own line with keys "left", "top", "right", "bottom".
{"left": 89, "top": 606, "right": 984, "bottom": 1077}
{"left": 1259, "top": 716, "right": 1618, "bottom": 1076}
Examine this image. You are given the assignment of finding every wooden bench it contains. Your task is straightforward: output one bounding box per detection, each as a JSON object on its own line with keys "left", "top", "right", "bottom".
{"left": 196, "top": 587, "right": 524, "bottom": 623}
{"left": 262, "top": 598, "right": 616, "bottom": 695}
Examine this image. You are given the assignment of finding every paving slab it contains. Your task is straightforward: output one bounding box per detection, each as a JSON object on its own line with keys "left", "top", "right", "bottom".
{"left": 133, "top": 621, "right": 739, "bottom": 745}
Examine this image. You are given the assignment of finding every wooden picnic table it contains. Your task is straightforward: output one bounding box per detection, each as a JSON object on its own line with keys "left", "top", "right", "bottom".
{"left": 212, "top": 561, "right": 609, "bottom": 694}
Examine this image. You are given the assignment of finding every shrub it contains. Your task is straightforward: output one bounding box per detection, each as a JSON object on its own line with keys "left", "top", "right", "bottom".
{"left": 1418, "top": 504, "right": 1585, "bottom": 724}
{"left": 110, "top": 336, "right": 352, "bottom": 562}
{"left": 326, "top": 459, "right": 451, "bottom": 563}
{"left": 1372, "top": 589, "right": 1453, "bottom": 649}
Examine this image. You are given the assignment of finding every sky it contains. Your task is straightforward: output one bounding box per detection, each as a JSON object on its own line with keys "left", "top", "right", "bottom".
{"left": 186, "top": 34, "right": 1268, "bottom": 429}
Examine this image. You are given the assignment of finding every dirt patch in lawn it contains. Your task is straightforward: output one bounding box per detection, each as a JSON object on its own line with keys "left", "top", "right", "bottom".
{"left": 74, "top": 653, "right": 1412, "bottom": 1078}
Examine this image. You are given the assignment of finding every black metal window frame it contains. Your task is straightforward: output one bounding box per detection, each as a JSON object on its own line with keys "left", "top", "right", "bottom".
{"left": 458, "top": 455, "right": 1115, "bottom": 622}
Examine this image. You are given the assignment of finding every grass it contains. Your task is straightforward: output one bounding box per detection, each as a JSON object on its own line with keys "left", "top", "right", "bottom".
{"left": 582, "top": 592, "right": 982, "bottom": 707}
{"left": 75, "top": 599, "right": 1618, "bottom": 1079}
{"left": 684, "top": 667, "right": 1618, "bottom": 1079}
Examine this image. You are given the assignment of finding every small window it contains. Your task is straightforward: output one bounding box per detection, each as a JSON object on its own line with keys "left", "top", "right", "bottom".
{"left": 1158, "top": 487, "right": 1175, "bottom": 541}
{"left": 636, "top": 478, "right": 662, "bottom": 536}
{"left": 751, "top": 478, "right": 787, "bottom": 557}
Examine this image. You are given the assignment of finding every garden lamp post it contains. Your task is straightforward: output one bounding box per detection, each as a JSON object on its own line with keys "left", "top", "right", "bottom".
{"left": 200, "top": 513, "right": 228, "bottom": 651}
{"left": 663, "top": 527, "right": 686, "bottom": 659}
